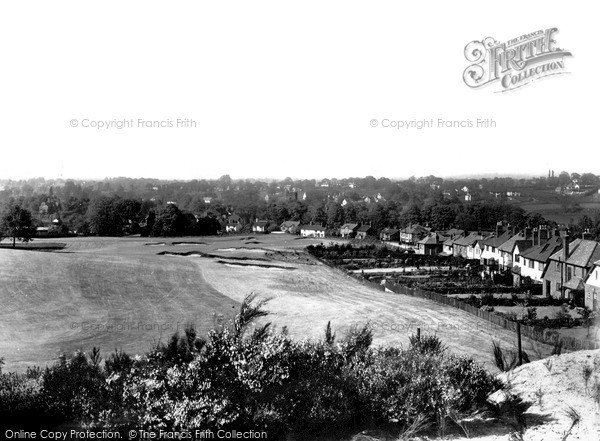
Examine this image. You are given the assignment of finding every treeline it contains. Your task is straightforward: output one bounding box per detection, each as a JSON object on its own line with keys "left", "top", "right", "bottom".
{"left": 1, "top": 173, "right": 600, "bottom": 239}
{"left": 0, "top": 295, "right": 501, "bottom": 439}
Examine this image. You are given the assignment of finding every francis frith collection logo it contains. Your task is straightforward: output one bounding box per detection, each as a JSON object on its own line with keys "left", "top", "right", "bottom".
{"left": 463, "top": 28, "right": 572, "bottom": 92}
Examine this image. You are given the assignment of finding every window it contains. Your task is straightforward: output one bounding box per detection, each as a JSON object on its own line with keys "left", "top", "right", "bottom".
{"left": 556, "top": 282, "right": 560, "bottom": 292}
{"left": 538, "top": 262, "right": 544, "bottom": 270}
{"left": 555, "top": 261, "right": 560, "bottom": 272}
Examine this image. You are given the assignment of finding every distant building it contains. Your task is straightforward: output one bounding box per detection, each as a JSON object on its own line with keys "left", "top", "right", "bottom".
{"left": 340, "top": 223, "right": 360, "bottom": 239}
{"left": 417, "top": 233, "right": 446, "bottom": 255}
{"left": 453, "top": 232, "right": 487, "bottom": 260}
{"left": 355, "top": 225, "right": 375, "bottom": 240}
{"left": 380, "top": 228, "right": 400, "bottom": 242}
{"left": 300, "top": 224, "right": 326, "bottom": 238}
{"left": 399, "top": 224, "right": 428, "bottom": 245}
{"left": 252, "top": 220, "right": 270, "bottom": 234}
{"left": 225, "top": 214, "right": 243, "bottom": 233}
{"left": 280, "top": 220, "right": 300, "bottom": 234}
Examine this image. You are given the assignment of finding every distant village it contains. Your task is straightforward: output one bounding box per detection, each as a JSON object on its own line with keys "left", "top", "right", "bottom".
{"left": 1, "top": 171, "right": 599, "bottom": 312}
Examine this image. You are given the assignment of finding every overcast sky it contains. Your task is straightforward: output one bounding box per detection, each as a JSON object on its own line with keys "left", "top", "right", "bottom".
{"left": 0, "top": 1, "right": 597, "bottom": 181}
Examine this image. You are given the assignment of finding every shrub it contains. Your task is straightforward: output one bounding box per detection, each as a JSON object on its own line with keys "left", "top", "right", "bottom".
{"left": 409, "top": 333, "right": 446, "bottom": 356}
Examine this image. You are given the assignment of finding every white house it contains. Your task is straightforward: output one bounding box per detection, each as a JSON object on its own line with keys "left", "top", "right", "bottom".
{"left": 300, "top": 224, "right": 326, "bottom": 238}
{"left": 585, "top": 261, "right": 600, "bottom": 310}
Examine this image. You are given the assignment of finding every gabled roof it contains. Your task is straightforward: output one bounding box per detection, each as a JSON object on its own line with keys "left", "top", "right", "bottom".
{"left": 520, "top": 236, "right": 563, "bottom": 263}
{"left": 444, "top": 228, "right": 465, "bottom": 237}
{"left": 281, "top": 220, "right": 300, "bottom": 227}
{"left": 498, "top": 233, "right": 529, "bottom": 253}
{"left": 481, "top": 231, "right": 513, "bottom": 248}
{"left": 253, "top": 220, "right": 269, "bottom": 227}
{"left": 340, "top": 223, "right": 359, "bottom": 230}
{"left": 564, "top": 276, "right": 585, "bottom": 291}
{"left": 301, "top": 224, "right": 326, "bottom": 231}
{"left": 548, "top": 239, "right": 600, "bottom": 268}
{"left": 400, "top": 224, "right": 428, "bottom": 235}
{"left": 418, "top": 233, "right": 447, "bottom": 245}
{"left": 357, "top": 225, "right": 374, "bottom": 232}
{"left": 513, "top": 239, "right": 534, "bottom": 254}
{"left": 381, "top": 228, "right": 399, "bottom": 235}
{"left": 453, "top": 232, "right": 485, "bottom": 247}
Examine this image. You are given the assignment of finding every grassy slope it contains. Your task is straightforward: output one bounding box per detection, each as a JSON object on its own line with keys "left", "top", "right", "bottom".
{"left": 0, "top": 237, "right": 237, "bottom": 371}
{"left": 1, "top": 235, "right": 554, "bottom": 372}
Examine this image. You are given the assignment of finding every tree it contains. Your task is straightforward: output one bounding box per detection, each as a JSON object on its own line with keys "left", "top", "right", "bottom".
{"left": 152, "top": 204, "right": 186, "bottom": 236}
{"left": 0, "top": 203, "right": 35, "bottom": 248}
{"left": 86, "top": 197, "right": 123, "bottom": 236}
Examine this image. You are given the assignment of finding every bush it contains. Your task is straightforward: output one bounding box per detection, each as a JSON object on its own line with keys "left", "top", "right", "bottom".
{"left": 0, "top": 296, "right": 498, "bottom": 438}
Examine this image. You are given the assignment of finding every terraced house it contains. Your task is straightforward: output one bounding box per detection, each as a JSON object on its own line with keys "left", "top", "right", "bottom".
{"left": 452, "top": 232, "right": 488, "bottom": 259}
{"left": 542, "top": 237, "right": 600, "bottom": 301}
{"left": 513, "top": 235, "right": 563, "bottom": 287}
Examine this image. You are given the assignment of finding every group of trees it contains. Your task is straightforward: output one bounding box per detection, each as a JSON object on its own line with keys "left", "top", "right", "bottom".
{"left": 1, "top": 170, "right": 599, "bottom": 240}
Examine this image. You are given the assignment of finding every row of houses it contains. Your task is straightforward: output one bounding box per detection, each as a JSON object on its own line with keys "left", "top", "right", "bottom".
{"left": 437, "top": 223, "right": 600, "bottom": 310}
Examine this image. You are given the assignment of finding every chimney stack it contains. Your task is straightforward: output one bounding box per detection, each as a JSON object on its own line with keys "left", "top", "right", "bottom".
{"left": 524, "top": 227, "right": 532, "bottom": 240}
{"left": 563, "top": 233, "right": 570, "bottom": 263}
{"left": 532, "top": 228, "right": 538, "bottom": 246}
{"left": 496, "top": 221, "right": 503, "bottom": 237}
{"left": 539, "top": 225, "right": 549, "bottom": 242}
{"left": 582, "top": 230, "right": 593, "bottom": 241}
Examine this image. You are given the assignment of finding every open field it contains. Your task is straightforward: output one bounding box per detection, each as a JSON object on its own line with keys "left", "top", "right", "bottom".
{"left": 0, "top": 234, "right": 555, "bottom": 372}
{"left": 517, "top": 192, "right": 600, "bottom": 224}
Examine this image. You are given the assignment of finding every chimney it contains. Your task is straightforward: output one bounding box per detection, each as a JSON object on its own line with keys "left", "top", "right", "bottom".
{"left": 582, "top": 230, "right": 593, "bottom": 240}
{"left": 524, "top": 227, "right": 532, "bottom": 240}
{"left": 554, "top": 228, "right": 561, "bottom": 237}
{"left": 539, "top": 225, "right": 549, "bottom": 242}
{"left": 495, "top": 221, "right": 503, "bottom": 237}
{"left": 532, "top": 228, "right": 538, "bottom": 246}
{"left": 563, "top": 233, "right": 570, "bottom": 263}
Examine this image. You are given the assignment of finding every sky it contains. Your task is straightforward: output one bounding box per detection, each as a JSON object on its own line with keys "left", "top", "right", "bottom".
{"left": 0, "top": 1, "right": 598, "bottom": 181}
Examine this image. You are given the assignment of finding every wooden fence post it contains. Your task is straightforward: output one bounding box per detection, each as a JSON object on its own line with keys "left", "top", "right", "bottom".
{"left": 517, "top": 322, "right": 523, "bottom": 366}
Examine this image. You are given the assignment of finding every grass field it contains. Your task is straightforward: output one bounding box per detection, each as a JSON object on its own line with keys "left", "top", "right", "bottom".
{"left": 0, "top": 234, "right": 555, "bottom": 372}
{"left": 518, "top": 192, "right": 600, "bottom": 224}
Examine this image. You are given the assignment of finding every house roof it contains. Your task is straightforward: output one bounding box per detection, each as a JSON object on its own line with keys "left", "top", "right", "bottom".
{"left": 340, "top": 223, "right": 359, "bottom": 230}
{"left": 498, "top": 233, "right": 529, "bottom": 253}
{"left": 453, "top": 232, "right": 485, "bottom": 247}
{"left": 253, "top": 221, "right": 269, "bottom": 227}
{"left": 400, "top": 224, "right": 428, "bottom": 235}
{"left": 520, "top": 236, "right": 563, "bottom": 263}
{"left": 301, "top": 224, "right": 326, "bottom": 231}
{"left": 357, "top": 225, "right": 374, "bottom": 232}
{"left": 381, "top": 228, "right": 399, "bottom": 235}
{"left": 548, "top": 239, "right": 600, "bottom": 268}
{"left": 281, "top": 221, "right": 300, "bottom": 227}
{"left": 418, "top": 233, "right": 447, "bottom": 245}
{"left": 444, "top": 228, "right": 465, "bottom": 237}
{"left": 481, "top": 231, "right": 513, "bottom": 248}
{"left": 513, "top": 239, "right": 534, "bottom": 254}
{"left": 564, "top": 276, "right": 585, "bottom": 291}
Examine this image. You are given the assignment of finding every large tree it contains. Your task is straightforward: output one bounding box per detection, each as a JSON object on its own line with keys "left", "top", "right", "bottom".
{"left": 86, "top": 197, "right": 123, "bottom": 236}
{"left": 0, "top": 203, "right": 35, "bottom": 248}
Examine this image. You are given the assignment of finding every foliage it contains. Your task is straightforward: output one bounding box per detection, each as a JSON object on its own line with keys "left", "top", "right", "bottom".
{"left": 0, "top": 202, "right": 35, "bottom": 247}
{"left": 0, "top": 296, "right": 498, "bottom": 438}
